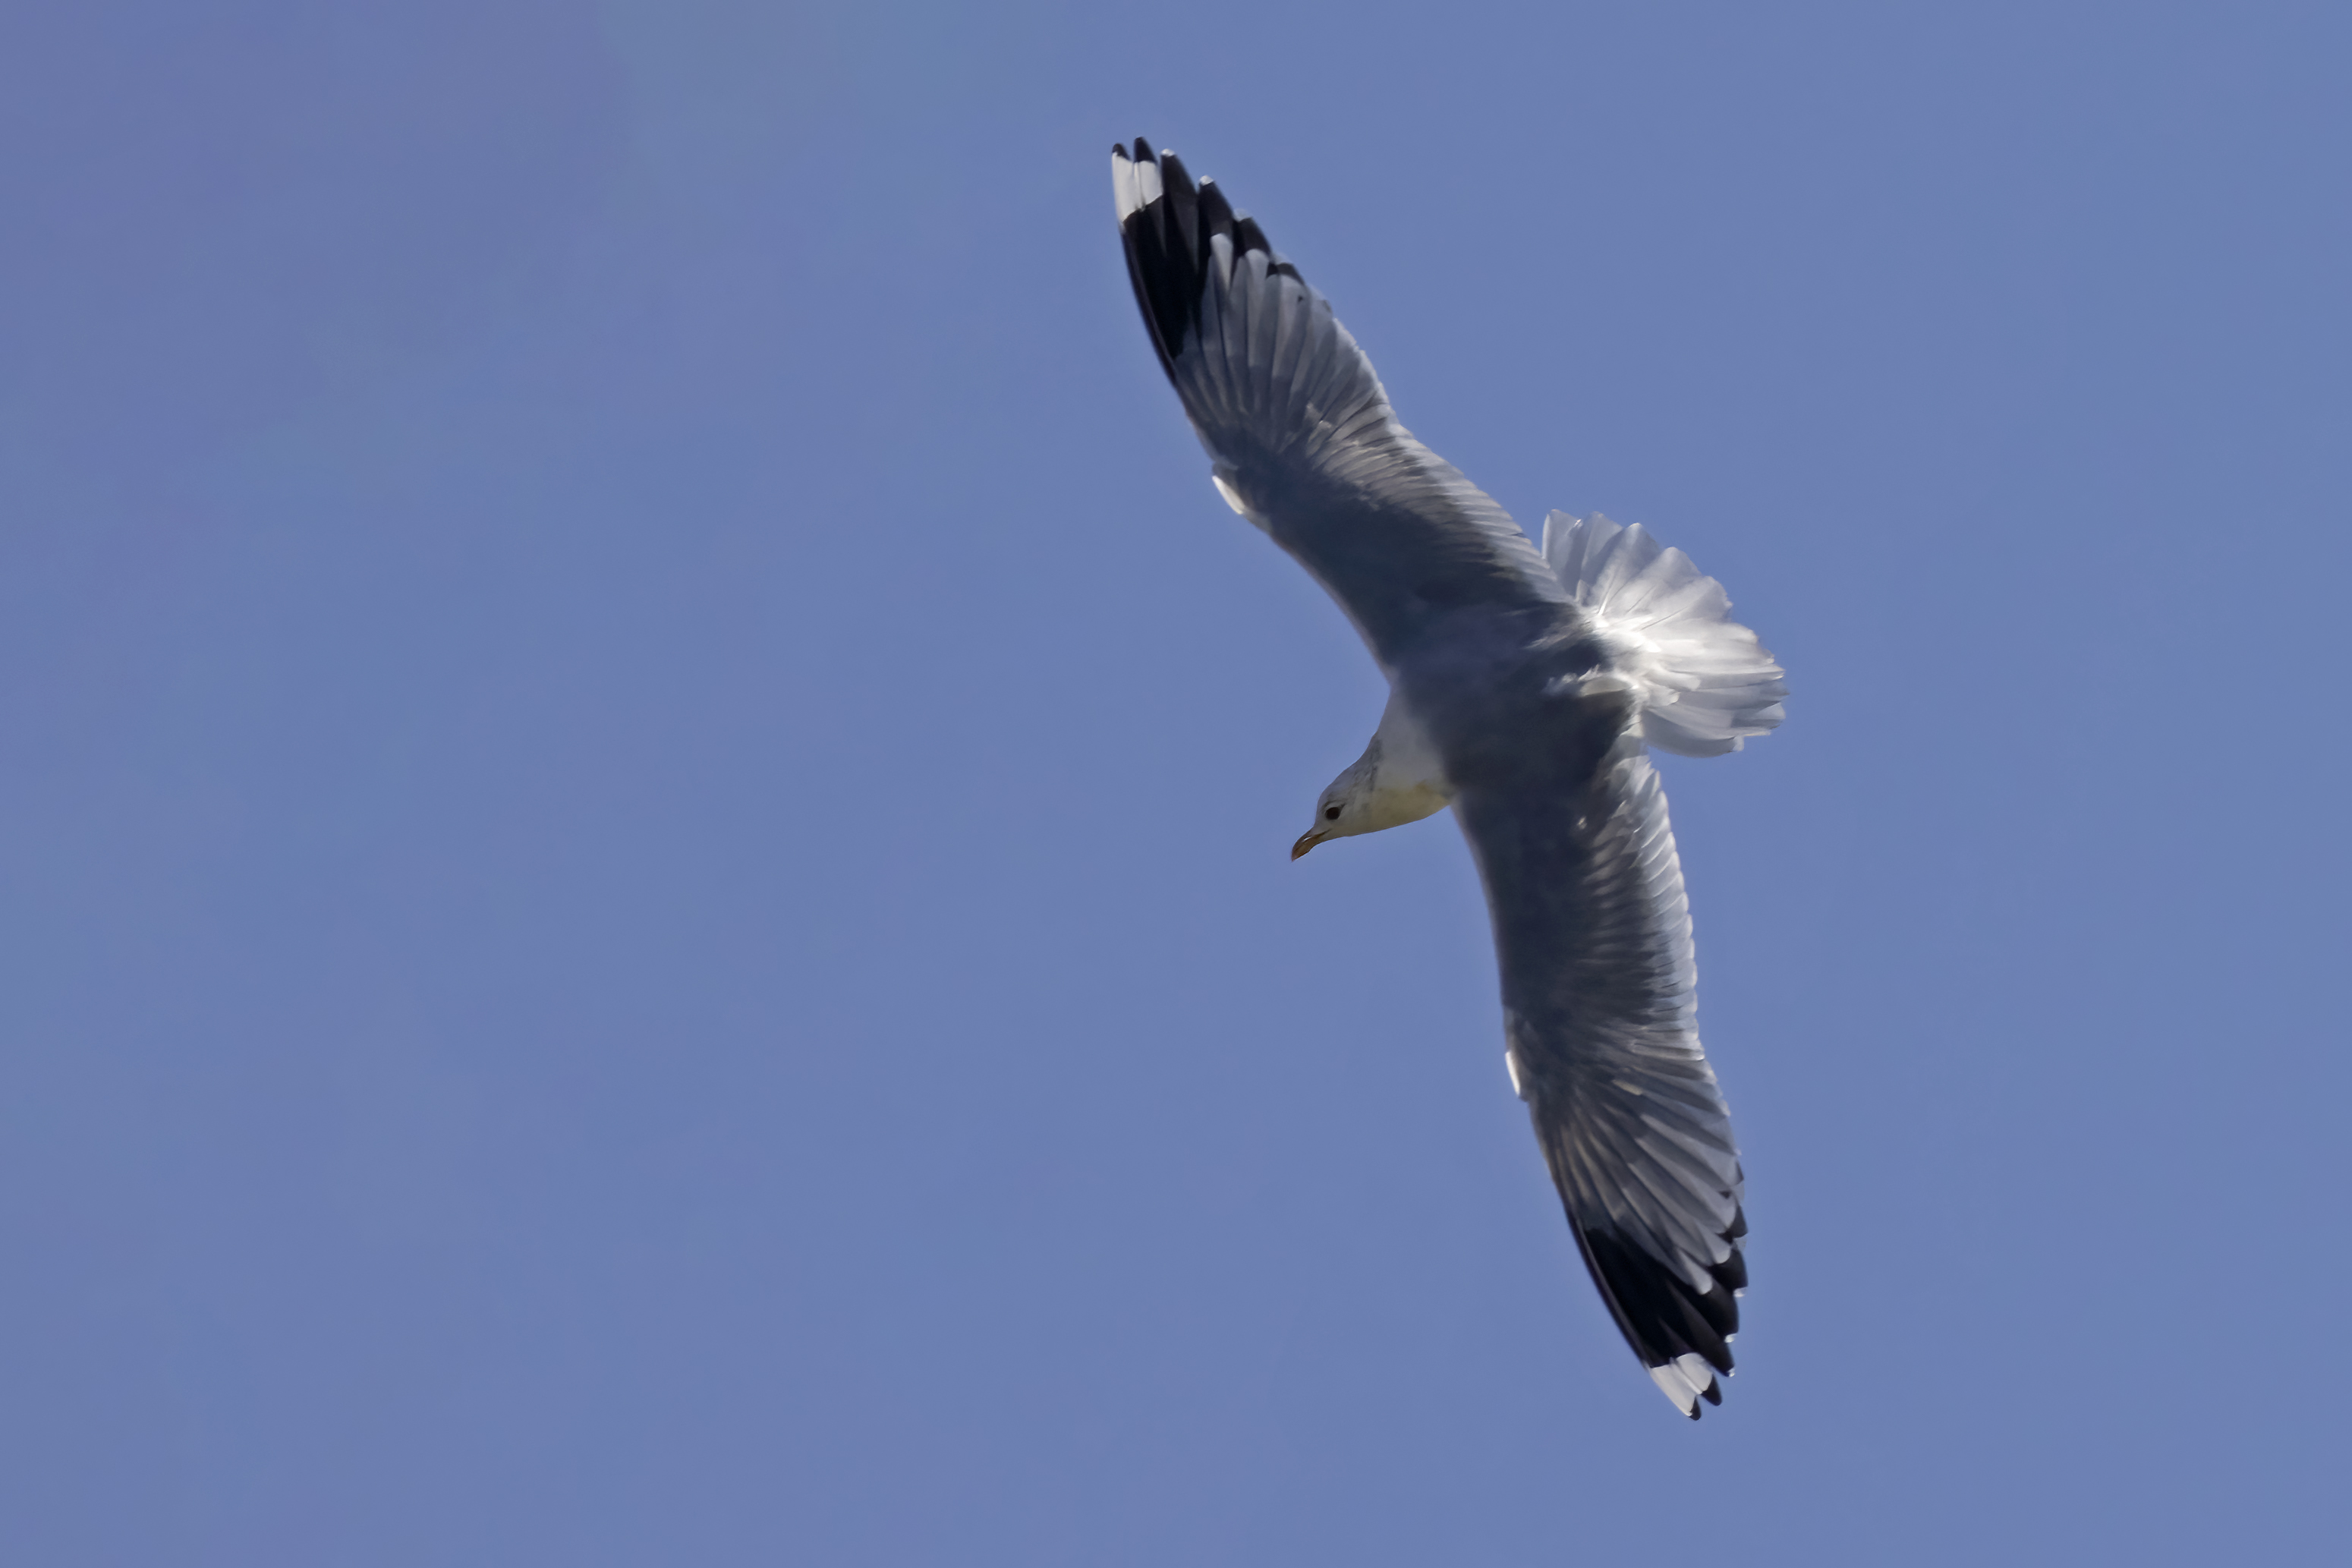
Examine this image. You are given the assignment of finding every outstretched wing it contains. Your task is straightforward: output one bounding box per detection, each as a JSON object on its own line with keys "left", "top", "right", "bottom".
{"left": 1456, "top": 737, "right": 1748, "bottom": 1418}
{"left": 1113, "top": 140, "right": 1563, "bottom": 670}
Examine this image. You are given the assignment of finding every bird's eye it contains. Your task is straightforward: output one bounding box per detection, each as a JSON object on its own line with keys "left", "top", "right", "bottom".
{"left": 1324, "top": 805, "right": 1342, "bottom": 821}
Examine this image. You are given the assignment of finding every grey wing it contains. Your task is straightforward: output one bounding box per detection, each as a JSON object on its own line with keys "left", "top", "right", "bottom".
{"left": 1113, "top": 140, "right": 1564, "bottom": 670}
{"left": 1455, "top": 738, "right": 1748, "bottom": 1419}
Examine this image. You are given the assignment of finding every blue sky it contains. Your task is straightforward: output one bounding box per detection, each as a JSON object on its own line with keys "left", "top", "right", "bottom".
{"left": 4, "top": 2, "right": 2347, "bottom": 1562}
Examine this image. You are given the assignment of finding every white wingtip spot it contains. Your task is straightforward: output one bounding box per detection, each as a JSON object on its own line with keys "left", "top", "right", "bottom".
{"left": 1210, "top": 473, "right": 1249, "bottom": 517}
{"left": 1648, "top": 1363, "right": 1698, "bottom": 1416}
{"left": 1135, "top": 156, "right": 1162, "bottom": 210}
{"left": 1647, "top": 1352, "right": 1718, "bottom": 1417}
{"left": 1114, "top": 148, "right": 1152, "bottom": 221}
{"left": 1504, "top": 1048, "right": 1527, "bottom": 1100}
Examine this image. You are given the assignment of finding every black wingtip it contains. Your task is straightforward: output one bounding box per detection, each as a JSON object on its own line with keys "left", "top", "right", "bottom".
{"left": 1113, "top": 137, "right": 1308, "bottom": 389}
{"left": 1197, "top": 178, "right": 1236, "bottom": 241}
{"left": 1570, "top": 1221, "right": 1744, "bottom": 1396}
{"left": 1158, "top": 150, "right": 1195, "bottom": 199}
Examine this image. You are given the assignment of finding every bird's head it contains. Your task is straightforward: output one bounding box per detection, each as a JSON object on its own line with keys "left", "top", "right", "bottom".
{"left": 1291, "top": 741, "right": 1450, "bottom": 859}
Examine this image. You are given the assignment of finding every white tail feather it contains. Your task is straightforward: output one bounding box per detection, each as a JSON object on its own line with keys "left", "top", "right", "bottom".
{"left": 1541, "top": 512, "right": 1786, "bottom": 758}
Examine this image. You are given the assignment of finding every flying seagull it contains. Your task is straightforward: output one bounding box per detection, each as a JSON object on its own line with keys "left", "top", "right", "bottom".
{"left": 1111, "top": 140, "right": 1786, "bottom": 1418}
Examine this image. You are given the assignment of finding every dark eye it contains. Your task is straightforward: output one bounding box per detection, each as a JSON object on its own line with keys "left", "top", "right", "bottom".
{"left": 1324, "top": 805, "right": 1342, "bottom": 821}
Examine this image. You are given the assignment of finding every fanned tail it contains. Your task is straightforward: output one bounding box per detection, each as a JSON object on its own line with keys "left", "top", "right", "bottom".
{"left": 1541, "top": 512, "right": 1787, "bottom": 758}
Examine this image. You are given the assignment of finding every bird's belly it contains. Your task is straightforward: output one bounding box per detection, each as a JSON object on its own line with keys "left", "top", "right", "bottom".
{"left": 1370, "top": 684, "right": 1450, "bottom": 796}
{"left": 1396, "top": 614, "right": 1629, "bottom": 796}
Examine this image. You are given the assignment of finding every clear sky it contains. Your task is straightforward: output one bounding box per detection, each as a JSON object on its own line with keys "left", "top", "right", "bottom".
{"left": 4, "top": 2, "right": 2347, "bottom": 1563}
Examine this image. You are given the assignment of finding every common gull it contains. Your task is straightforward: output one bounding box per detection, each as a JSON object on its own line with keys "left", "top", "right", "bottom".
{"left": 1111, "top": 140, "right": 1787, "bottom": 1418}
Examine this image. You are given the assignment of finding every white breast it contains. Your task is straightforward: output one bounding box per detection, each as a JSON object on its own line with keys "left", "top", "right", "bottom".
{"left": 1370, "top": 685, "right": 1448, "bottom": 795}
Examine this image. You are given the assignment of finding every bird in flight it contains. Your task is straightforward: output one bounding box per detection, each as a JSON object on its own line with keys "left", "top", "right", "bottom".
{"left": 1111, "top": 140, "right": 1786, "bottom": 1418}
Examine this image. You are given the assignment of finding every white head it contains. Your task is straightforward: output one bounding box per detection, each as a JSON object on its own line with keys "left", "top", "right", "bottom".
{"left": 1290, "top": 734, "right": 1453, "bottom": 860}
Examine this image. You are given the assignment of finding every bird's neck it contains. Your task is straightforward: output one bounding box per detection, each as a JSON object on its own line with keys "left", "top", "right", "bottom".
{"left": 1352, "top": 687, "right": 1453, "bottom": 831}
